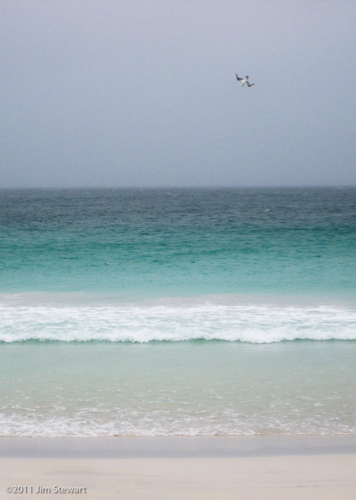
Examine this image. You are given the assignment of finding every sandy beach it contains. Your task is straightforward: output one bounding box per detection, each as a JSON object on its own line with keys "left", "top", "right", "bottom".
{"left": 1, "top": 437, "right": 356, "bottom": 500}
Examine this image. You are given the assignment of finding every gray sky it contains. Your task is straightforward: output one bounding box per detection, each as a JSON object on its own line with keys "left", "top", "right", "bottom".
{"left": 1, "top": 0, "right": 355, "bottom": 187}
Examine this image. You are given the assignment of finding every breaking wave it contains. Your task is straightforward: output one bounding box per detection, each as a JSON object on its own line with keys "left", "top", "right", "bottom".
{"left": 1, "top": 294, "right": 356, "bottom": 343}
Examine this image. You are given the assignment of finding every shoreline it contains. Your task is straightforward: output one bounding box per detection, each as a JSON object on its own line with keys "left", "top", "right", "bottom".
{"left": 1, "top": 435, "right": 356, "bottom": 458}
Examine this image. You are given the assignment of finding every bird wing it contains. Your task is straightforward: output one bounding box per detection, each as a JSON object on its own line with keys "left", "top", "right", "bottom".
{"left": 246, "top": 82, "right": 255, "bottom": 87}
{"left": 235, "top": 74, "right": 243, "bottom": 81}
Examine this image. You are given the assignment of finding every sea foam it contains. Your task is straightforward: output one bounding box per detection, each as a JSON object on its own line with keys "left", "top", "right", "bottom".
{"left": 1, "top": 295, "right": 355, "bottom": 343}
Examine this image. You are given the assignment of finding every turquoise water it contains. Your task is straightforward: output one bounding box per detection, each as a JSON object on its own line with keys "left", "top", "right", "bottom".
{"left": 0, "top": 188, "right": 355, "bottom": 435}
{"left": 1, "top": 188, "right": 355, "bottom": 297}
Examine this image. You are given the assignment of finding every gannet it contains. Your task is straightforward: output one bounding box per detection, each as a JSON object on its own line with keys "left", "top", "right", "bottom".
{"left": 235, "top": 74, "right": 255, "bottom": 87}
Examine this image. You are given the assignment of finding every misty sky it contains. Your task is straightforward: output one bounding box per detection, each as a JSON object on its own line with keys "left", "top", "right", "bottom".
{"left": 1, "top": 1, "right": 356, "bottom": 187}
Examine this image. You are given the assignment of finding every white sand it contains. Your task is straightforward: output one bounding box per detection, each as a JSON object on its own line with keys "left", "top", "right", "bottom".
{"left": 0, "top": 454, "right": 356, "bottom": 500}
{"left": 1, "top": 437, "right": 356, "bottom": 499}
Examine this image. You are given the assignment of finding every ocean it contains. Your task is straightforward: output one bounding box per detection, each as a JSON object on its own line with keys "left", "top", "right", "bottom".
{"left": 0, "top": 187, "right": 355, "bottom": 436}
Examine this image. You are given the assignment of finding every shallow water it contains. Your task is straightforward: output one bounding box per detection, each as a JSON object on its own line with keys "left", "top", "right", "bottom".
{"left": 1, "top": 340, "right": 356, "bottom": 436}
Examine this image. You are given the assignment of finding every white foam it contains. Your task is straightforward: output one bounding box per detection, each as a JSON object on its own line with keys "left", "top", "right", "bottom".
{"left": 1, "top": 411, "right": 355, "bottom": 437}
{"left": 1, "top": 294, "right": 356, "bottom": 343}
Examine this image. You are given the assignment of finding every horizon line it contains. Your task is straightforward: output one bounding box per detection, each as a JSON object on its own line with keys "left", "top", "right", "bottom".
{"left": 0, "top": 185, "right": 355, "bottom": 190}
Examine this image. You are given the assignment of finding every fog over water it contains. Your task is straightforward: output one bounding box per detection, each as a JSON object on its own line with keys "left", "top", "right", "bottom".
{"left": 1, "top": 1, "right": 356, "bottom": 188}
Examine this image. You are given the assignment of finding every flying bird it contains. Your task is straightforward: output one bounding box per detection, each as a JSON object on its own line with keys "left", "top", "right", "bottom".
{"left": 236, "top": 74, "right": 255, "bottom": 87}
